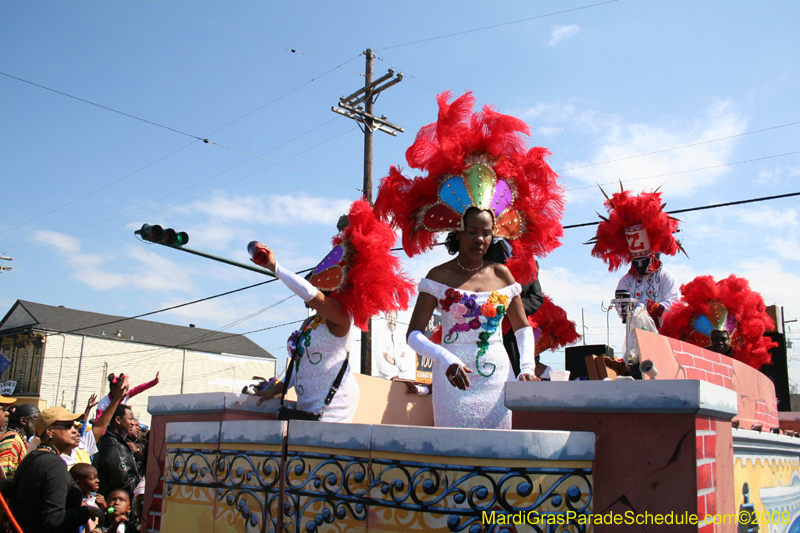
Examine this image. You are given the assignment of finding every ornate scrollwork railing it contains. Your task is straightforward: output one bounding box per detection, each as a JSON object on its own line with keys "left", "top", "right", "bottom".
{"left": 165, "top": 447, "right": 593, "bottom": 533}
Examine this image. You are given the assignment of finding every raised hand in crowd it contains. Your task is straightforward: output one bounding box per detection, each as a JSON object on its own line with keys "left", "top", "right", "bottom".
{"left": 84, "top": 393, "right": 99, "bottom": 418}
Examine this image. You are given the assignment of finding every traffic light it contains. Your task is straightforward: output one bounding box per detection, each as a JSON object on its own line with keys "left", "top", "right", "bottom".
{"left": 136, "top": 224, "right": 189, "bottom": 246}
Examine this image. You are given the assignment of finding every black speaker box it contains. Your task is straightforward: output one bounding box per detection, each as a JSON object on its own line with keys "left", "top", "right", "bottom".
{"left": 565, "top": 345, "right": 615, "bottom": 380}
{"left": 761, "top": 332, "right": 790, "bottom": 412}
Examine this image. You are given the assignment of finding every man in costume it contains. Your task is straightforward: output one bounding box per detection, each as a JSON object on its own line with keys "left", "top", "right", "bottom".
{"left": 588, "top": 187, "right": 685, "bottom": 329}
{"left": 660, "top": 274, "right": 777, "bottom": 369}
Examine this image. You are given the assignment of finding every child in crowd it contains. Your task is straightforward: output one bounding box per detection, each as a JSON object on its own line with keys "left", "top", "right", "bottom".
{"left": 105, "top": 489, "right": 138, "bottom": 532}
{"left": 71, "top": 463, "right": 107, "bottom": 532}
{"left": 95, "top": 372, "right": 160, "bottom": 419}
{"left": 70, "top": 463, "right": 107, "bottom": 511}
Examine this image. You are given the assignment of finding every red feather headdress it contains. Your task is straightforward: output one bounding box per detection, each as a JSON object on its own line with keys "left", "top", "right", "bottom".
{"left": 374, "top": 91, "right": 565, "bottom": 284}
{"left": 659, "top": 275, "right": 777, "bottom": 369}
{"left": 588, "top": 186, "right": 685, "bottom": 272}
{"left": 310, "top": 199, "right": 416, "bottom": 331}
{"left": 528, "top": 296, "right": 581, "bottom": 355}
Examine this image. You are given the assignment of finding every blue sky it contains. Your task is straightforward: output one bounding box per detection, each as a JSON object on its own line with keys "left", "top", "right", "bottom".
{"left": 2, "top": 1, "right": 799, "bottom": 385}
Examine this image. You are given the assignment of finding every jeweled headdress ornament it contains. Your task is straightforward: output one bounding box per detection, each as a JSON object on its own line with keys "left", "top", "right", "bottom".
{"left": 310, "top": 199, "right": 415, "bottom": 331}
{"left": 660, "top": 275, "right": 776, "bottom": 369}
{"left": 588, "top": 185, "right": 686, "bottom": 272}
{"left": 375, "top": 91, "right": 565, "bottom": 285}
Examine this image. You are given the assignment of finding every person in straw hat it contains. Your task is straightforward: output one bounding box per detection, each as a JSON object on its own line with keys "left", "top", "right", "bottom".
{"left": 11, "top": 406, "right": 104, "bottom": 532}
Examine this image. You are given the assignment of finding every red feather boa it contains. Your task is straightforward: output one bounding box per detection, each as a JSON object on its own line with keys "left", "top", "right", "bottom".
{"left": 528, "top": 296, "right": 581, "bottom": 354}
{"left": 660, "top": 275, "right": 776, "bottom": 369}
{"left": 590, "top": 189, "right": 681, "bottom": 272}
{"left": 375, "top": 92, "right": 565, "bottom": 285}
{"left": 329, "top": 199, "right": 416, "bottom": 331}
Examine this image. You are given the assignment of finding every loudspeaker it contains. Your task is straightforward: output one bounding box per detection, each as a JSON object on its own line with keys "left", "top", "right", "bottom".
{"left": 565, "top": 345, "right": 614, "bottom": 380}
{"left": 761, "top": 332, "right": 790, "bottom": 412}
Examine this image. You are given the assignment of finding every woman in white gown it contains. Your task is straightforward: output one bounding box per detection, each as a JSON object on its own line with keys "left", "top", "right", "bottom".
{"left": 374, "top": 91, "right": 566, "bottom": 429}
{"left": 407, "top": 208, "right": 538, "bottom": 429}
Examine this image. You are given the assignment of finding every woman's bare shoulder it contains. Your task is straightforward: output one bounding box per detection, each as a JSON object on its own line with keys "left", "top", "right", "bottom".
{"left": 425, "top": 262, "right": 456, "bottom": 285}
{"left": 491, "top": 263, "right": 517, "bottom": 284}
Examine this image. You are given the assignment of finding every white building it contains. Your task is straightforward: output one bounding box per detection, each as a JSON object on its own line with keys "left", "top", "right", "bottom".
{"left": 0, "top": 300, "right": 276, "bottom": 424}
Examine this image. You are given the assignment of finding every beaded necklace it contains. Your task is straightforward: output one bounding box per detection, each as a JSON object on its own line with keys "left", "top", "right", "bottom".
{"left": 457, "top": 257, "right": 484, "bottom": 272}
{"left": 37, "top": 443, "right": 60, "bottom": 456}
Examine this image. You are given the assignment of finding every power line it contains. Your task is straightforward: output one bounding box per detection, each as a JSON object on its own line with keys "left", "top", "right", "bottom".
{"left": 50, "top": 296, "right": 302, "bottom": 362}
{"left": 565, "top": 149, "right": 800, "bottom": 191}
{"left": 556, "top": 120, "right": 800, "bottom": 173}
{"left": 146, "top": 0, "right": 362, "bottom": 75}
{"left": 0, "top": 140, "right": 199, "bottom": 237}
{"left": 378, "top": 0, "right": 619, "bottom": 50}
{"left": 1, "top": 52, "right": 362, "bottom": 239}
{"left": 61, "top": 276, "right": 281, "bottom": 335}
{"left": 0, "top": 71, "right": 205, "bottom": 141}
{"left": 207, "top": 140, "right": 362, "bottom": 191}
{"left": 563, "top": 191, "right": 800, "bottom": 229}
{"left": 374, "top": 57, "right": 438, "bottom": 95}
{"left": 203, "top": 54, "right": 363, "bottom": 136}
{"left": 3, "top": 125, "right": 358, "bottom": 252}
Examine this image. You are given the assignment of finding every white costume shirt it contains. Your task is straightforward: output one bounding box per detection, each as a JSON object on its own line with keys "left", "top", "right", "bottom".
{"left": 616, "top": 266, "right": 679, "bottom": 326}
{"left": 379, "top": 331, "right": 415, "bottom": 380}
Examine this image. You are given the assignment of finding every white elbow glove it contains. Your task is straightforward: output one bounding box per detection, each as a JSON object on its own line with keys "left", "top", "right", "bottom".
{"left": 407, "top": 330, "right": 464, "bottom": 369}
{"left": 515, "top": 326, "right": 536, "bottom": 378}
{"left": 275, "top": 262, "right": 318, "bottom": 302}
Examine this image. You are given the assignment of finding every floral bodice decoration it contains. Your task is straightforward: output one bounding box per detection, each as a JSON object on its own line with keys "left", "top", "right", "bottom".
{"left": 420, "top": 279, "right": 521, "bottom": 378}
{"left": 288, "top": 315, "right": 326, "bottom": 371}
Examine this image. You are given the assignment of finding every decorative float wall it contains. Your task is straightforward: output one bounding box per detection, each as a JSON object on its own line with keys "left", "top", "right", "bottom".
{"left": 159, "top": 420, "right": 595, "bottom": 532}
{"left": 144, "top": 330, "right": 800, "bottom": 532}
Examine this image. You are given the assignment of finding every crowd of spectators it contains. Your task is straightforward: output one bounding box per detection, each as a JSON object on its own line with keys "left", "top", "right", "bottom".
{"left": 0, "top": 371, "right": 158, "bottom": 532}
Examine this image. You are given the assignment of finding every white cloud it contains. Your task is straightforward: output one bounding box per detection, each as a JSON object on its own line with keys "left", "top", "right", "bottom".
{"left": 523, "top": 99, "right": 748, "bottom": 197}
{"left": 34, "top": 231, "right": 198, "bottom": 293}
{"left": 548, "top": 24, "right": 580, "bottom": 46}
{"left": 179, "top": 192, "right": 352, "bottom": 227}
{"left": 536, "top": 126, "right": 566, "bottom": 137}
{"left": 755, "top": 164, "right": 800, "bottom": 186}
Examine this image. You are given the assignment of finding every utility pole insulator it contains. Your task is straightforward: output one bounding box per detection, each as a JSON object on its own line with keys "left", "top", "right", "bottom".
{"left": 331, "top": 48, "right": 404, "bottom": 376}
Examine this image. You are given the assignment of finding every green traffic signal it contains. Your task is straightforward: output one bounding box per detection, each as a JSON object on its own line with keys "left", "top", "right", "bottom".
{"left": 163, "top": 228, "right": 189, "bottom": 246}
{"left": 136, "top": 223, "right": 188, "bottom": 246}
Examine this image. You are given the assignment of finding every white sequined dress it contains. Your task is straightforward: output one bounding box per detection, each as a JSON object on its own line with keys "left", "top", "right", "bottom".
{"left": 287, "top": 315, "right": 360, "bottom": 423}
{"left": 418, "top": 278, "right": 521, "bottom": 429}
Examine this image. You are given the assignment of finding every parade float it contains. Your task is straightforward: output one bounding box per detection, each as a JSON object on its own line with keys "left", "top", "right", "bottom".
{"left": 140, "top": 327, "right": 800, "bottom": 533}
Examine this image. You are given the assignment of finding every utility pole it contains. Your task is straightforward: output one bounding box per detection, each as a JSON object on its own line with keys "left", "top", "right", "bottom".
{"left": 0, "top": 254, "right": 12, "bottom": 273}
{"left": 332, "top": 48, "right": 404, "bottom": 375}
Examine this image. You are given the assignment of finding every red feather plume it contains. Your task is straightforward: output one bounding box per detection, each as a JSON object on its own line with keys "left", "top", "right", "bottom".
{"left": 528, "top": 296, "right": 581, "bottom": 354}
{"left": 590, "top": 189, "right": 682, "bottom": 271}
{"left": 329, "top": 199, "right": 416, "bottom": 331}
{"left": 660, "top": 275, "right": 777, "bottom": 369}
{"left": 375, "top": 91, "right": 565, "bottom": 285}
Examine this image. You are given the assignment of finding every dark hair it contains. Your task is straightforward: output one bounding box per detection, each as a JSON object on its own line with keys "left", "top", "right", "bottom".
{"left": 110, "top": 404, "right": 132, "bottom": 428}
{"left": 444, "top": 232, "right": 459, "bottom": 255}
{"left": 9, "top": 404, "right": 39, "bottom": 425}
{"left": 108, "top": 373, "right": 125, "bottom": 386}
{"left": 445, "top": 207, "right": 496, "bottom": 257}
{"left": 70, "top": 463, "right": 97, "bottom": 482}
{"left": 107, "top": 488, "right": 131, "bottom": 503}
